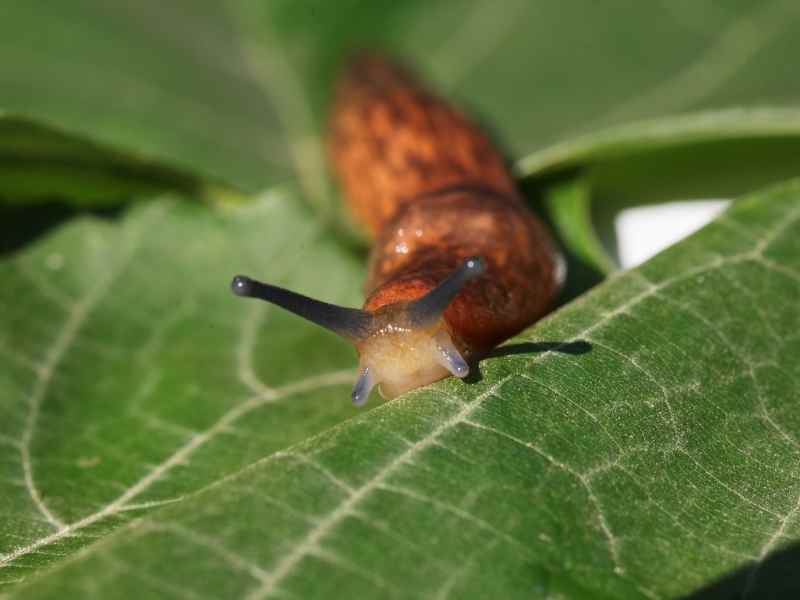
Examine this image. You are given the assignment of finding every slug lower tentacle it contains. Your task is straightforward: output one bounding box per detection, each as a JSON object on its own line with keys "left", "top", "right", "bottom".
{"left": 231, "top": 53, "right": 562, "bottom": 405}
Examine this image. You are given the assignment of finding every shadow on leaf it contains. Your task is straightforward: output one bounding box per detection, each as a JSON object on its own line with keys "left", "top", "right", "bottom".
{"left": 681, "top": 541, "right": 800, "bottom": 600}
{"left": 487, "top": 340, "right": 592, "bottom": 359}
{"left": 465, "top": 340, "right": 592, "bottom": 383}
{"left": 0, "top": 202, "right": 124, "bottom": 256}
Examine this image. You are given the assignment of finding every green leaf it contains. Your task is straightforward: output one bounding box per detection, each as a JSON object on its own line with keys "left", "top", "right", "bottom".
{"left": 519, "top": 109, "right": 800, "bottom": 208}
{"left": 544, "top": 178, "right": 616, "bottom": 275}
{"left": 4, "top": 2, "right": 800, "bottom": 198}
{"left": 0, "top": 117, "right": 215, "bottom": 206}
{"left": 520, "top": 111, "right": 800, "bottom": 277}
{"left": 3, "top": 172, "right": 799, "bottom": 598}
{"left": 0, "top": 191, "right": 370, "bottom": 584}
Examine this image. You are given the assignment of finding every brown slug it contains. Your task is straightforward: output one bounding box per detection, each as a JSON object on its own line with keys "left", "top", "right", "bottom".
{"left": 231, "top": 53, "right": 563, "bottom": 406}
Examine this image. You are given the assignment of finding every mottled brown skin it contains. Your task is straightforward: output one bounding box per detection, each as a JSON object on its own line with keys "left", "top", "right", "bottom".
{"left": 363, "top": 189, "right": 559, "bottom": 355}
{"left": 328, "top": 54, "right": 518, "bottom": 235}
{"left": 328, "top": 53, "right": 560, "bottom": 358}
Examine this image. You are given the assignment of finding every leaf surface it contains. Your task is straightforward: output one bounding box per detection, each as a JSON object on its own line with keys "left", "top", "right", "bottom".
{"left": 0, "top": 192, "right": 369, "bottom": 585}
{"left": 2, "top": 178, "right": 799, "bottom": 598}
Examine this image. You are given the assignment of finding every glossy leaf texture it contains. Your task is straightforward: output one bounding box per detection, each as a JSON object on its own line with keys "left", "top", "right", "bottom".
{"left": 2, "top": 178, "right": 799, "bottom": 599}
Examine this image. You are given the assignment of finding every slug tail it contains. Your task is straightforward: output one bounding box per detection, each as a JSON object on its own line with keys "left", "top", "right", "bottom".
{"left": 328, "top": 52, "right": 518, "bottom": 236}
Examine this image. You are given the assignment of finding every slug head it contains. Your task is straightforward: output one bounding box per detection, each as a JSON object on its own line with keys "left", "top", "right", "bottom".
{"left": 230, "top": 257, "right": 484, "bottom": 406}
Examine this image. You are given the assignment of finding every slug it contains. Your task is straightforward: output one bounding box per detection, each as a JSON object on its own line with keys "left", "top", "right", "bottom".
{"left": 231, "top": 54, "right": 563, "bottom": 406}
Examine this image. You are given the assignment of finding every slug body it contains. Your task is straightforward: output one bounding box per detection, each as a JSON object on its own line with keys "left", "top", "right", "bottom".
{"left": 232, "top": 54, "right": 562, "bottom": 405}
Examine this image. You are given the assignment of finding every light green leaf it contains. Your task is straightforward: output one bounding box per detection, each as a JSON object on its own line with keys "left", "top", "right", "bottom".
{"left": 0, "top": 191, "right": 371, "bottom": 585}
{"left": 543, "top": 178, "right": 616, "bottom": 283}
{"left": 2, "top": 173, "right": 799, "bottom": 598}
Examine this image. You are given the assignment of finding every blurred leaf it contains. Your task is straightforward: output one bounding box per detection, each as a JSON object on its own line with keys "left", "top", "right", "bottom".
{"left": 544, "top": 177, "right": 616, "bottom": 275}
{"left": 0, "top": 118, "right": 213, "bottom": 206}
{"left": 2, "top": 173, "right": 799, "bottom": 598}
{"left": 519, "top": 110, "right": 800, "bottom": 276}
{"left": 519, "top": 109, "right": 800, "bottom": 205}
{"left": 3, "top": 1, "right": 800, "bottom": 203}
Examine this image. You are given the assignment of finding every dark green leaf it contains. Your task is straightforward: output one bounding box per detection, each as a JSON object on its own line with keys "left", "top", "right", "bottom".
{"left": 0, "top": 118, "right": 213, "bottom": 206}
{"left": 4, "top": 2, "right": 800, "bottom": 199}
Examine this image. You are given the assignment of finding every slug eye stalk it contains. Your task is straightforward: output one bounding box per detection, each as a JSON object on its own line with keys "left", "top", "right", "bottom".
{"left": 230, "top": 257, "right": 482, "bottom": 343}
{"left": 230, "top": 275, "right": 374, "bottom": 342}
{"left": 406, "top": 256, "right": 484, "bottom": 327}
